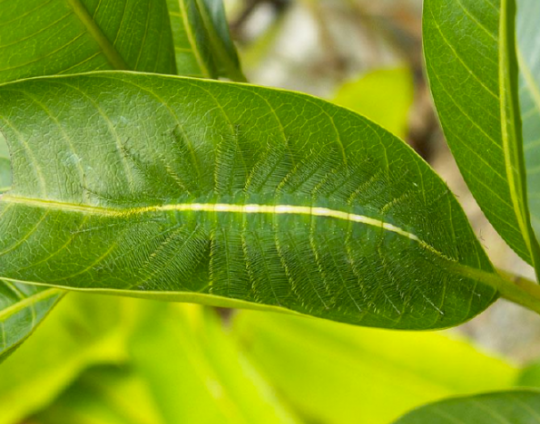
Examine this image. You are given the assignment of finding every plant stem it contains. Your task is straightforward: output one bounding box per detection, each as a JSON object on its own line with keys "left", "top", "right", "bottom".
{"left": 454, "top": 264, "right": 540, "bottom": 315}
{"left": 495, "top": 268, "right": 540, "bottom": 315}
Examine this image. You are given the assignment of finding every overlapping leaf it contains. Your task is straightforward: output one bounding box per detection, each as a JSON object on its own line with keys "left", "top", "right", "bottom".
{"left": 0, "top": 72, "right": 501, "bottom": 330}
{"left": 0, "top": 0, "right": 177, "bottom": 360}
{"left": 0, "top": 285, "right": 62, "bottom": 362}
{"left": 423, "top": 0, "right": 540, "bottom": 269}
{"left": 0, "top": 0, "right": 176, "bottom": 83}
{"left": 393, "top": 391, "right": 540, "bottom": 423}
{"left": 166, "top": 0, "right": 245, "bottom": 80}
{"left": 516, "top": 0, "right": 540, "bottom": 243}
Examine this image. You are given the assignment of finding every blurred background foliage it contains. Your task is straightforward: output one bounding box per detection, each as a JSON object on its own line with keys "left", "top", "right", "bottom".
{"left": 0, "top": 294, "right": 525, "bottom": 424}
{"left": 3, "top": 0, "right": 540, "bottom": 423}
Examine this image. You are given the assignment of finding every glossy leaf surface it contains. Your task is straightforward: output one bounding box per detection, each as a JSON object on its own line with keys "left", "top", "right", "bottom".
{"left": 394, "top": 391, "right": 540, "bottom": 423}
{"left": 0, "top": 0, "right": 177, "bottom": 360}
{"left": 0, "top": 72, "right": 498, "bottom": 330}
{"left": 423, "top": 0, "right": 540, "bottom": 267}
{"left": 517, "top": 0, "right": 540, "bottom": 241}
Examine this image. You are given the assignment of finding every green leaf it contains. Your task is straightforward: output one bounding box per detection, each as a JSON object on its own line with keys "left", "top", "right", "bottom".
{"left": 197, "top": 0, "right": 245, "bottom": 81}
{"left": 0, "top": 72, "right": 504, "bottom": 330}
{"left": 233, "top": 310, "right": 518, "bottom": 424}
{"left": 0, "top": 0, "right": 176, "bottom": 83}
{"left": 0, "top": 293, "right": 136, "bottom": 424}
{"left": 0, "top": 0, "right": 177, "bottom": 191}
{"left": 393, "top": 391, "right": 540, "bottom": 423}
{"left": 516, "top": 0, "right": 540, "bottom": 245}
{"left": 166, "top": 0, "right": 245, "bottom": 81}
{"left": 332, "top": 67, "right": 414, "bottom": 139}
{"left": 0, "top": 284, "right": 62, "bottom": 362}
{"left": 423, "top": 0, "right": 540, "bottom": 268}
{"left": 0, "top": 0, "right": 177, "bottom": 361}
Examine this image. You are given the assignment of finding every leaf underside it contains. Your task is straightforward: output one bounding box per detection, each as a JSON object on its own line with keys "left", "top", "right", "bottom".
{"left": 393, "top": 391, "right": 540, "bottom": 423}
{"left": 423, "top": 0, "right": 540, "bottom": 268}
{"left": 0, "top": 72, "right": 498, "bottom": 330}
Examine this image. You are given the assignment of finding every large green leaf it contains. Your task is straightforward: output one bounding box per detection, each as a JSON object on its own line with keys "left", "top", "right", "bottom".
{"left": 423, "top": 0, "right": 540, "bottom": 268}
{"left": 516, "top": 0, "right": 540, "bottom": 243}
{"left": 393, "top": 391, "right": 540, "bottom": 423}
{"left": 233, "top": 310, "right": 517, "bottom": 424}
{"left": 166, "top": 0, "right": 245, "bottom": 81}
{"left": 0, "top": 0, "right": 177, "bottom": 361}
{"left": 0, "top": 72, "right": 506, "bottom": 330}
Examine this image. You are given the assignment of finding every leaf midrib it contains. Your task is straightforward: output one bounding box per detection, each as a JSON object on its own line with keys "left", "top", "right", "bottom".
{"left": 1, "top": 194, "right": 454, "bottom": 261}
{"left": 67, "top": 0, "right": 129, "bottom": 70}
